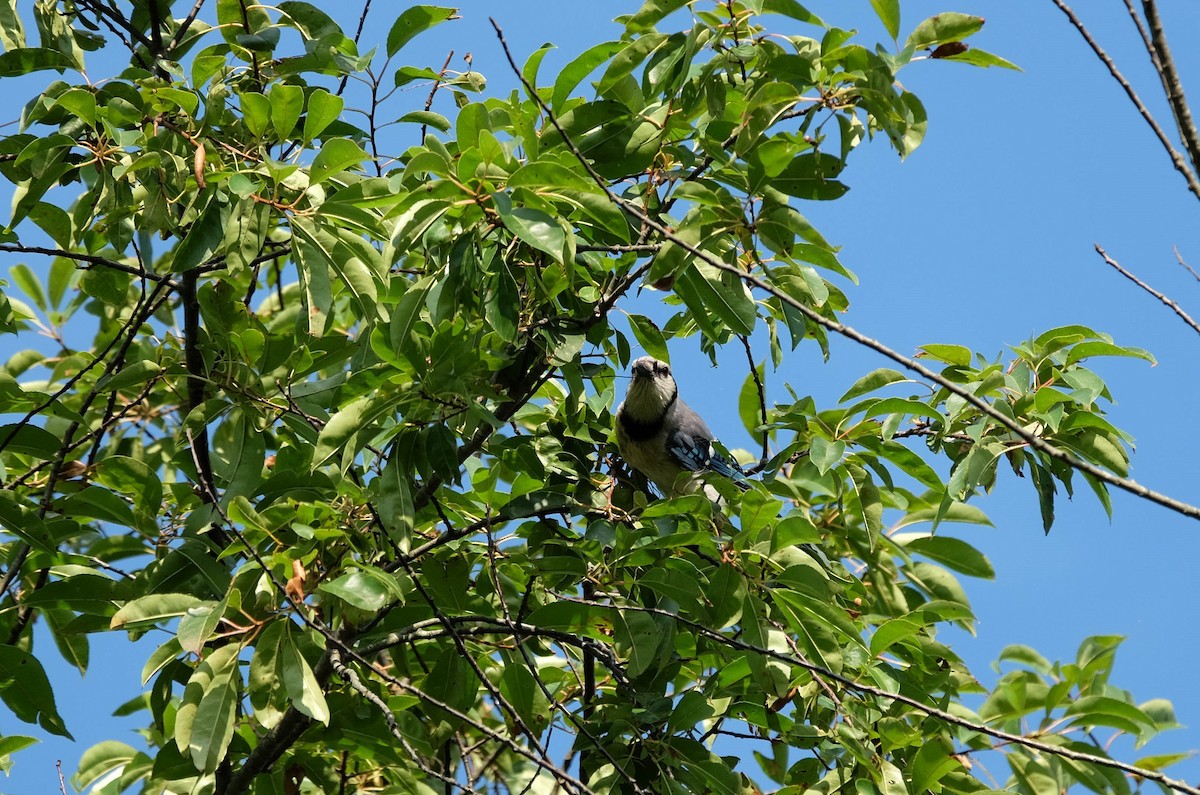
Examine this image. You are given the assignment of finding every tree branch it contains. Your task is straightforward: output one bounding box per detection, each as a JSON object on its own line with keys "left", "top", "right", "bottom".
{"left": 1094, "top": 244, "right": 1200, "bottom": 336}
{"left": 1141, "top": 0, "right": 1200, "bottom": 177}
{"left": 0, "top": 243, "right": 176, "bottom": 286}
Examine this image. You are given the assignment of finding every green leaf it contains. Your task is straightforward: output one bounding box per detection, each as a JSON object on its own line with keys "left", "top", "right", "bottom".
{"left": 182, "top": 645, "right": 240, "bottom": 772}
{"left": 54, "top": 87, "right": 96, "bottom": 126}
{"left": 309, "top": 137, "right": 370, "bottom": 184}
{"left": 302, "top": 88, "right": 344, "bottom": 142}
{"left": 111, "top": 594, "right": 205, "bottom": 630}
{"left": 613, "top": 608, "right": 662, "bottom": 678}
{"left": 624, "top": 0, "right": 689, "bottom": 32}
{"left": 0, "top": 0, "right": 26, "bottom": 50}
{"left": 942, "top": 47, "right": 1021, "bottom": 70}
{"left": 597, "top": 32, "right": 667, "bottom": 97}
{"left": 0, "top": 646, "right": 72, "bottom": 738}
{"left": 396, "top": 110, "right": 451, "bottom": 131}
{"left": 768, "top": 153, "right": 847, "bottom": 200}
{"left": 280, "top": 627, "right": 329, "bottom": 724}
{"left": 312, "top": 392, "right": 389, "bottom": 469}
{"left": 869, "top": 0, "right": 900, "bottom": 40}
{"left": 318, "top": 567, "right": 403, "bottom": 611}
{"left": 905, "top": 13, "right": 984, "bottom": 50}
{"left": 1065, "top": 696, "right": 1155, "bottom": 734}
{"left": 0, "top": 47, "right": 74, "bottom": 77}
{"left": 386, "top": 5, "right": 456, "bottom": 57}
{"left": 278, "top": 1, "right": 346, "bottom": 43}
{"left": 758, "top": 0, "right": 824, "bottom": 26}
{"left": 269, "top": 83, "right": 304, "bottom": 139}
{"left": 869, "top": 617, "right": 922, "bottom": 657}
{"left": 918, "top": 343, "right": 971, "bottom": 366}
{"left": 626, "top": 314, "right": 669, "bottom": 362}
{"left": 9, "top": 263, "right": 44, "bottom": 310}
{"left": 73, "top": 741, "right": 137, "bottom": 792}
{"left": 141, "top": 638, "right": 184, "bottom": 686}
{"left": 240, "top": 91, "right": 270, "bottom": 138}
{"left": 97, "top": 360, "right": 162, "bottom": 394}
{"left": 492, "top": 191, "right": 569, "bottom": 263}
{"left": 292, "top": 217, "right": 378, "bottom": 320}
{"left": 551, "top": 40, "right": 624, "bottom": 112}
{"left": 176, "top": 600, "right": 225, "bottom": 656}
{"left": 674, "top": 260, "right": 757, "bottom": 337}
{"left": 1065, "top": 340, "right": 1155, "bottom": 366}
{"left": 1133, "top": 752, "right": 1196, "bottom": 773}
{"left": 808, "top": 436, "right": 845, "bottom": 474}
{"left": 172, "top": 196, "right": 225, "bottom": 273}
{"left": 500, "top": 655, "right": 549, "bottom": 733}
{"left": 840, "top": 368, "right": 909, "bottom": 402}
{"left": 0, "top": 423, "right": 61, "bottom": 458}
{"left": 521, "top": 41, "right": 555, "bottom": 93}
{"left": 899, "top": 534, "right": 994, "bottom": 579}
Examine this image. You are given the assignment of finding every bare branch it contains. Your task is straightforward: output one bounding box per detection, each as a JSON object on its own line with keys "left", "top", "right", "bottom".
{"left": 1142, "top": 0, "right": 1200, "bottom": 177}
{"left": 1174, "top": 246, "right": 1200, "bottom": 282}
{"left": 1095, "top": 244, "right": 1200, "bottom": 336}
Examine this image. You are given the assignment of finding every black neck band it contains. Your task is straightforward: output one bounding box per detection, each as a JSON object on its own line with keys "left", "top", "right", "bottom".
{"left": 619, "top": 388, "right": 677, "bottom": 441}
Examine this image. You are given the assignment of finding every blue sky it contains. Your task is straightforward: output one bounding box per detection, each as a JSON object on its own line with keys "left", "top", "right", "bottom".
{"left": 4, "top": 0, "right": 1200, "bottom": 791}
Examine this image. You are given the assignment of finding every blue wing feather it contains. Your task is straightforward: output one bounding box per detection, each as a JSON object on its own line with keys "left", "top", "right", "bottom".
{"left": 666, "top": 430, "right": 749, "bottom": 489}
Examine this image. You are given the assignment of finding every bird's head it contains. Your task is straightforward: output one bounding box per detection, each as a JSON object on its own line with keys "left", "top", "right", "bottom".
{"left": 622, "top": 356, "right": 678, "bottom": 419}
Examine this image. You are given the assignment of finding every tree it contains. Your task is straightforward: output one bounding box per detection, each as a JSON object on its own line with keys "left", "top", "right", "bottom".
{"left": 0, "top": 1, "right": 1194, "bottom": 793}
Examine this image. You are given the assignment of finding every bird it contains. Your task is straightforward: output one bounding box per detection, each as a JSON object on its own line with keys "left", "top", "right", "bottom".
{"left": 615, "top": 356, "right": 748, "bottom": 499}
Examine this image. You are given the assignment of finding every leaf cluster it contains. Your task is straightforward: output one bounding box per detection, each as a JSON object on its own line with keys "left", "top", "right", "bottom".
{"left": 0, "top": 2, "right": 1181, "bottom": 794}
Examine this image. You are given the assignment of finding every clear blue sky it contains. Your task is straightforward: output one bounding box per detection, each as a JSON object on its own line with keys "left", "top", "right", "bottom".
{"left": 4, "top": 1, "right": 1200, "bottom": 791}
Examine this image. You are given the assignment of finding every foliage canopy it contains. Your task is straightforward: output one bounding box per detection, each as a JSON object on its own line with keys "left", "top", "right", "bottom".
{"left": 0, "top": 1, "right": 1187, "bottom": 794}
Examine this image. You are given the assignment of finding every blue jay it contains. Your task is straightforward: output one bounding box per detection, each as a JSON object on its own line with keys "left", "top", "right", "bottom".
{"left": 615, "top": 356, "right": 748, "bottom": 499}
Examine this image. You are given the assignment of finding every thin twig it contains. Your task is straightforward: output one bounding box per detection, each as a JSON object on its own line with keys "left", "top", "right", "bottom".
{"left": 490, "top": 16, "right": 1200, "bottom": 524}
{"left": 1094, "top": 244, "right": 1200, "bottom": 336}
{"left": 738, "top": 334, "right": 769, "bottom": 465}
{"left": 421, "top": 50, "right": 456, "bottom": 143}
{"left": 336, "top": 0, "right": 374, "bottom": 96}
{"left": 1174, "top": 246, "right": 1200, "bottom": 282}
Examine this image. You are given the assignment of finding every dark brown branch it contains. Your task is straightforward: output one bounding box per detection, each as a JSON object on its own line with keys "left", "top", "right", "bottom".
{"left": 146, "top": 0, "right": 167, "bottom": 79}
{"left": 1094, "top": 244, "right": 1200, "bottom": 336}
{"left": 335, "top": 0, "right": 374, "bottom": 96}
{"left": 420, "top": 50, "right": 455, "bottom": 145}
{"left": 169, "top": 0, "right": 208, "bottom": 52}
{"left": 738, "top": 334, "right": 769, "bottom": 465}
{"left": 1142, "top": 0, "right": 1200, "bottom": 177}
{"left": 178, "top": 268, "right": 225, "bottom": 548}
{"left": 0, "top": 244, "right": 176, "bottom": 285}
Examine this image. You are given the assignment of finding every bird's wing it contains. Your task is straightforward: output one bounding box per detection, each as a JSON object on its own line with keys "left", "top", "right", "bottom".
{"left": 666, "top": 428, "right": 749, "bottom": 488}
